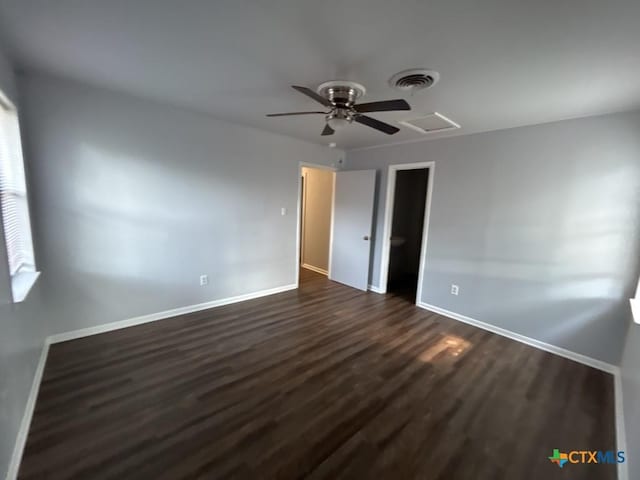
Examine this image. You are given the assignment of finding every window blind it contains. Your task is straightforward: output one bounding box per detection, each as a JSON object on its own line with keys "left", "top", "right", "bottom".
{"left": 0, "top": 96, "right": 35, "bottom": 276}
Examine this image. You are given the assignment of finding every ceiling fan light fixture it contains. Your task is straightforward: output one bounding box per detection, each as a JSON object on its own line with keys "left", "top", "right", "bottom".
{"left": 326, "top": 110, "right": 353, "bottom": 130}
{"left": 327, "top": 116, "right": 350, "bottom": 130}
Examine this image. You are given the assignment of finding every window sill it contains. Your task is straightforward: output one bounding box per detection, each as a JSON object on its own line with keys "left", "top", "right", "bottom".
{"left": 11, "top": 271, "right": 40, "bottom": 303}
{"left": 632, "top": 299, "right": 640, "bottom": 325}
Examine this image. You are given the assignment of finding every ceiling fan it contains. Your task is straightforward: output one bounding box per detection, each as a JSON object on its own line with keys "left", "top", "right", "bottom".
{"left": 266, "top": 81, "right": 410, "bottom": 136}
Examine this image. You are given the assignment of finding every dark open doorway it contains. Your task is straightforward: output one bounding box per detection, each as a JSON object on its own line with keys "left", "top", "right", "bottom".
{"left": 387, "top": 168, "right": 429, "bottom": 302}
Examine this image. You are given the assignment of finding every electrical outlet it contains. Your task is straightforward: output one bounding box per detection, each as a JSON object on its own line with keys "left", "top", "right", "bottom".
{"left": 200, "top": 274, "right": 209, "bottom": 286}
{"left": 281, "top": 207, "right": 287, "bottom": 216}
{"left": 450, "top": 284, "right": 459, "bottom": 296}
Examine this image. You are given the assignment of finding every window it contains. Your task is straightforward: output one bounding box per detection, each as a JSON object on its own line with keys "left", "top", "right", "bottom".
{"left": 0, "top": 90, "right": 38, "bottom": 302}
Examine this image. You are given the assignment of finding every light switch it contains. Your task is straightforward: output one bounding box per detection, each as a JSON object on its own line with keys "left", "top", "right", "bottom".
{"left": 281, "top": 207, "right": 287, "bottom": 216}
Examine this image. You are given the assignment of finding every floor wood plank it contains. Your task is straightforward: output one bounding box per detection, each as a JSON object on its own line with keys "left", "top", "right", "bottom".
{"left": 19, "top": 269, "right": 616, "bottom": 479}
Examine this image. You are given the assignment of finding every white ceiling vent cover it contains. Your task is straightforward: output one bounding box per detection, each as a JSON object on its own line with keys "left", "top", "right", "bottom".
{"left": 389, "top": 69, "right": 439, "bottom": 92}
{"left": 399, "top": 112, "right": 460, "bottom": 134}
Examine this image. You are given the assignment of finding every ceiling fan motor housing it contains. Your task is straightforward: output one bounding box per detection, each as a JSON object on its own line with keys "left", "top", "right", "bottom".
{"left": 317, "top": 81, "right": 366, "bottom": 108}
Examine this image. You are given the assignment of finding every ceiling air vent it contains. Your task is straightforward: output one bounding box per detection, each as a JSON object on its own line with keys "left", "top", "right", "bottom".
{"left": 389, "top": 69, "right": 439, "bottom": 92}
{"left": 398, "top": 112, "right": 460, "bottom": 135}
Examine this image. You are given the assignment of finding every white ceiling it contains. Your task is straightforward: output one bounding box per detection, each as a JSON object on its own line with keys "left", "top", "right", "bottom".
{"left": 1, "top": 0, "right": 639, "bottom": 149}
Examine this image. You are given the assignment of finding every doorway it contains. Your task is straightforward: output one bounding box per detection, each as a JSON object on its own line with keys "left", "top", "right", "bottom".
{"left": 296, "top": 164, "right": 377, "bottom": 291}
{"left": 299, "top": 165, "right": 335, "bottom": 277}
{"left": 380, "top": 162, "right": 434, "bottom": 303}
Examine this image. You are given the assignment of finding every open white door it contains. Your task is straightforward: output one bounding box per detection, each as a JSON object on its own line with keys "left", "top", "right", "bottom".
{"left": 329, "top": 170, "right": 376, "bottom": 291}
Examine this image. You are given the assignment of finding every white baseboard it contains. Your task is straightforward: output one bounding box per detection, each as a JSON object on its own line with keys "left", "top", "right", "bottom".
{"left": 5, "top": 340, "right": 50, "bottom": 480}
{"left": 614, "top": 370, "right": 628, "bottom": 480}
{"left": 417, "top": 302, "right": 617, "bottom": 374}
{"left": 48, "top": 283, "right": 297, "bottom": 344}
{"left": 367, "top": 284, "right": 385, "bottom": 294}
{"left": 301, "top": 264, "right": 328, "bottom": 276}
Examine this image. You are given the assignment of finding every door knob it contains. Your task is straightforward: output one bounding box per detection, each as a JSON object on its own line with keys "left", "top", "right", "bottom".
{"left": 363, "top": 235, "right": 370, "bottom": 241}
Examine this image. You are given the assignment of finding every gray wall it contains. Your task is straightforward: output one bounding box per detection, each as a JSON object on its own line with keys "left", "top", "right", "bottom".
{"left": 621, "top": 320, "right": 640, "bottom": 478}
{"left": 347, "top": 111, "right": 640, "bottom": 364}
{"left": 0, "top": 52, "right": 47, "bottom": 479}
{"left": 18, "top": 72, "right": 343, "bottom": 336}
{"left": 301, "top": 167, "right": 333, "bottom": 272}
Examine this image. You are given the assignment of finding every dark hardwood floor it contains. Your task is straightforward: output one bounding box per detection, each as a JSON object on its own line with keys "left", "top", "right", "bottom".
{"left": 20, "top": 269, "right": 616, "bottom": 479}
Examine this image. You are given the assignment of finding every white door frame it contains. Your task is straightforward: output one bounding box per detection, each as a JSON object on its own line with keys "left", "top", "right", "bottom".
{"left": 295, "top": 162, "right": 337, "bottom": 287}
{"left": 379, "top": 162, "right": 435, "bottom": 303}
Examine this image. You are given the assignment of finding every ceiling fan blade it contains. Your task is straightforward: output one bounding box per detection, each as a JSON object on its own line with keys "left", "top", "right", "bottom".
{"left": 266, "top": 111, "right": 326, "bottom": 117}
{"left": 321, "top": 124, "right": 335, "bottom": 136}
{"left": 354, "top": 99, "right": 410, "bottom": 113}
{"left": 292, "top": 85, "right": 332, "bottom": 107}
{"left": 354, "top": 115, "right": 400, "bottom": 135}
